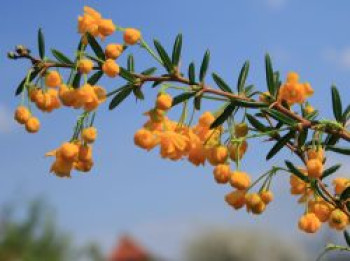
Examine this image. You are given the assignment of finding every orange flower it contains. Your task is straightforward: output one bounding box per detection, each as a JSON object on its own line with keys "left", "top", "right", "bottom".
{"left": 123, "top": 28, "right": 141, "bottom": 45}
{"left": 225, "top": 190, "right": 246, "bottom": 209}
{"left": 134, "top": 129, "right": 159, "bottom": 151}
{"left": 309, "top": 200, "right": 333, "bottom": 222}
{"left": 58, "top": 142, "right": 79, "bottom": 162}
{"left": 159, "top": 131, "right": 188, "bottom": 160}
{"left": 156, "top": 93, "right": 173, "bottom": 111}
{"left": 45, "top": 71, "right": 61, "bottom": 88}
{"left": 306, "top": 159, "right": 323, "bottom": 179}
{"left": 198, "top": 111, "right": 215, "bottom": 127}
{"left": 105, "top": 43, "right": 124, "bottom": 59}
{"left": 206, "top": 145, "right": 228, "bottom": 166}
{"left": 213, "top": 164, "right": 230, "bottom": 184}
{"left": 98, "top": 19, "right": 116, "bottom": 37}
{"left": 298, "top": 213, "right": 321, "bottom": 233}
{"left": 82, "top": 127, "right": 97, "bottom": 143}
{"left": 260, "top": 190, "right": 274, "bottom": 204}
{"left": 78, "top": 59, "right": 94, "bottom": 74}
{"left": 234, "top": 123, "right": 248, "bottom": 137}
{"left": 230, "top": 171, "right": 251, "bottom": 190}
{"left": 328, "top": 209, "right": 349, "bottom": 231}
{"left": 333, "top": 177, "right": 350, "bottom": 195}
{"left": 25, "top": 117, "right": 40, "bottom": 133}
{"left": 102, "top": 59, "right": 120, "bottom": 77}
{"left": 245, "top": 193, "right": 266, "bottom": 214}
{"left": 14, "top": 106, "right": 31, "bottom": 124}
{"left": 229, "top": 141, "right": 248, "bottom": 161}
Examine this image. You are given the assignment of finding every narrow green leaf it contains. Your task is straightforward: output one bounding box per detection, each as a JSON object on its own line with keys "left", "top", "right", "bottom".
{"left": 325, "top": 146, "right": 350, "bottom": 155}
{"left": 194, "top": 96, "right": 201, "bottom": 110}
{"left": 172, "top": 92, "right": 196, "bottom": 107}
{"left": 340, "top": 187, "right": 350, "bottom": 201}
{"left": 265, "top": 54, "right": 275, "bottom": 96}
{"left": 72, "top": 73, "right": 81, "bottom": 88}
{"left": 298, "top": 128, "right": 308, "bottom": 147}
{"left": 212, "top": 73, "right": 232, "bottom": 93}
{"left": 133, "top": 87, "right": 144, "bottom": 100}
{"left": 344, "top": 231, "right": 350, "bottom": 247}
{"left": 86, "top": 33, "right": 105, "bottom": 61}
{"left": 127, "top": 54, "right": 135, "bottom": 72}
{"left": 172, "top": 34, "right": 182, "bottom": 66}
{"left": 119, "top": 67, "right": 136, "bottom": 82}
{"left": 109, "top": 87, "right": 132, "bottom": 110}
{"left": 331, "top": 85, "right": 343, "bottom": 122}
{"left": 15, "top": 70, "right": 40, "bottom": 96}
{"left": 38, "top": 28, "right": 45, "bottom": 59}
{"left": 87, "top": 71, "right": 103, "bottom": 85}
{"left": 154, "top": 39, "right": 173, "bottom": 72}
{"left": 234, "top": 100, "right": 268, "bottom": 108}
{"left": 51, "top": 49, "right": 73, "bottom": 64}
{"left": 246, "top": 114, "right": 269, "bottom": 132}
{"left": 324, "top": 134, "right": 340, "bottom": 146}
{"left": 237, "top": 61, "right": 249, "bottom": 93}
{"left": 210, "top": 104, "right": 236, "bottom": 129}
{"left": 199, "top": 50, "right": 210, "bottom": 82}
{"left": 244, "top": 85, "right": 255, "bottom": 96}
{"left": 188, "top": 62, "right": 196, "bottom": 84}
{"left": 262, "top": 109, "right": 296, "bottom": 126}
{"left": 322, "top": 164, "right": 341, "bottom": 179}
{"left": 152, "top": 81, "right": 162, "bottom": 88}
{"left": 266, "top": 131, "right": 295, "bottom": 160}
{"left": 141, "top": 67, "right": 157, "bottom": 75}
{"left": 342, "top": 104, "right": 350, "bottom": 121}
{"left": 285, "top": 160, "right": 309, "bottom": 182}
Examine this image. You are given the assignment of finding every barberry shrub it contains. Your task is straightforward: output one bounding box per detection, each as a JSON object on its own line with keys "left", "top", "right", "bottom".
{"left": 8, "top": 6, "right": 350, "bottom": 258}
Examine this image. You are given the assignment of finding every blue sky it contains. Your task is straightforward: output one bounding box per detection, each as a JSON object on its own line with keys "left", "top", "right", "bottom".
{"left": 1, "top": 0, "right": 350, "bottom": 259}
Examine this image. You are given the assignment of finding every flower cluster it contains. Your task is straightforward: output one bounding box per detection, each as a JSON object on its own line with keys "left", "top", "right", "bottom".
{"left": 46, "top": 127, "right": 97, "bottom": 178}
{"left": 289, "top": 149, "right": 350, "bottom": 233}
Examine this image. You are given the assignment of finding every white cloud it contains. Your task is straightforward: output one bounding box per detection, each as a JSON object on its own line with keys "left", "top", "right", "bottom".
{"left": 0, "top": 104, "right": 14, "bottom": 133}
{"left": 266, "top": 0, "right": 288, "bottom": 9}
{"left": 323, "top": 47, "right": 350, "bottom": 70}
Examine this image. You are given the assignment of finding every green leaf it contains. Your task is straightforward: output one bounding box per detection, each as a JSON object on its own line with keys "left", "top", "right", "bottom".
{"left": 340, "top": 187, "right": 350, "bottom": 202}
{"left": 188, "top": 62, "right": 196, "bottom": 84}
{"left": 141, "top": 67, "right": 157, "bottom": 75}
{"left": 87, "top": 71, "right": 103, "bottom": 85}
{"left": 322, "top": 164, "right": 341, "bottom": 179}
{"left": 265, "top": 54, "right": 275, "bottom": 96}
{"left": 266, "top": 131, "right": 295, "bottom": 160}
{"left": 86, "top": 33, "right": 105, "bottom": 61}
{"left": 343, "top": 104, "right": 350, "bottom": 121}
{"left": 331, "top": 85, "right": 343, "bottom": 122}
{"left": 199, "top": 50, "right": 210, "bottom": 82}
{"left": 324, "top": 134, "right": 340, "bottom": 146}
{"left": 72, "top": 73, "right": 81, "bottom": 88}
{"left": 298, "top": 128, "right": 308, "bottom": 147}
{"left": 262, "top": 109, "right": 296, "bottom": 126}
{"left": 152, "top": 81, "right": 162, "bottom": 88}
{"left": 212, "top": 73, "right": 232, "bottom": 93}
{"left": 15, "top": 69, "right": 40, "bottom": 96}
{"left": 127, "top": 54, "right": 135, "bottom": 72}
{"left": 119, "top": 67, "right": 136, "bottom": 82}
{"left": 237, "top": 61, "right": 249, "bottom": 93}
{"left": 51, "top": 49, "right": 73, "bottom": 64}
{"left": 344, "top": 231, "right": 350, "bottom": 247}
{"left": 133, "top": 87, "right": 144, "bottom": 100}
{"left": 172, "top": 92, "right": 196, "bottom": 107}
{"left": 273, "top": 71, "right": 281, "bottom": 92}
{"left": 154, "top": 39, "right": 173, "bottom": 72}
{"left": 172, "top": 34, "right": 182, "bottom": 66}
{"left": 194, "top": 96, "right": 201, "bottom": 110}
{"left": 244, "top": 85, "right": 255, "bottom": 96}
{"left": 109, "top": 86, "right": 132, "bottom": 110}
{"left": 234, "top": 100, "right": 268, "bottom": 108}
{"left": 246, "top": 114, "right": 269, "bottom": 132}
{"left": 325, "top": 146, "right": 350, "bottom": 155}
{"left": 38, "top": 28, "right": 45, "bottom": 59}
{"left": 210, "top": 104, "right": 236, "bottom": 129}
{"left": 285, "top": 160, "right": 309, "bottom": 182}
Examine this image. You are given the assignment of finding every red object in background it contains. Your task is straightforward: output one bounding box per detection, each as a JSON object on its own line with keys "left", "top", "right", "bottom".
{"left": 109, "top": 235, "right": 150, "bottom": 261}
